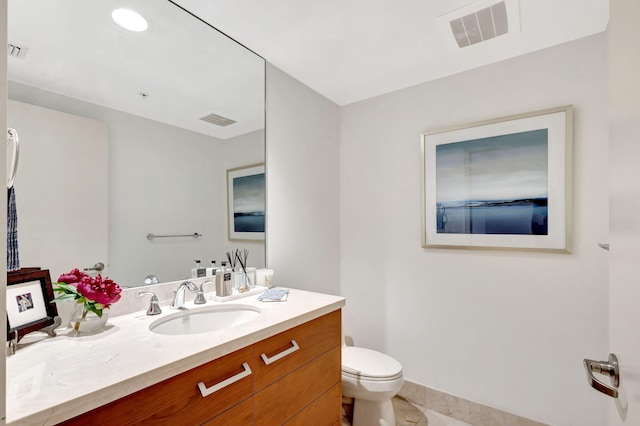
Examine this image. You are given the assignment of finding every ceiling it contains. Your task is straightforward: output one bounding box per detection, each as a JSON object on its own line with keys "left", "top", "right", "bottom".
{"left": 174, "top": 0, "right": 609, "bottom": 105}
{"left": 7, "top": 0, "right": 609, "bottom": 138}
{"left": 7, "top": 0, "right": 265, "bottom": 140}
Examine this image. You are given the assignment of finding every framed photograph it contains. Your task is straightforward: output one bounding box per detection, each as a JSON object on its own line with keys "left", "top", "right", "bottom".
{"left": 227, "top": 163, "right": 266, "bottom": 241}
{"left": 421, "top": 105, "right": 573, "bottom": 252}
{"left": 6, "top": 269, "right": 59, "bottom": 341}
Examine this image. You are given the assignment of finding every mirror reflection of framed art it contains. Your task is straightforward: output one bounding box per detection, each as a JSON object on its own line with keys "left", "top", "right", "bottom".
{"left": 227, "top": 163, "right": 266, "bottom": 241}
{"left": 6, "top": 268, "right": 59, "bottom": 342}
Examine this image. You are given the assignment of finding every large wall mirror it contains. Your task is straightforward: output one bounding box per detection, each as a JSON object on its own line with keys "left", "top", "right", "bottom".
{"left": 7, "top": 0, "right": 266, "bottom": 288}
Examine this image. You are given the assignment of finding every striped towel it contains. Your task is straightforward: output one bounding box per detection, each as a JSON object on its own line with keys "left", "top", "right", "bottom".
{"left": 7, "top": 186, "right": 20, "bottom": 272}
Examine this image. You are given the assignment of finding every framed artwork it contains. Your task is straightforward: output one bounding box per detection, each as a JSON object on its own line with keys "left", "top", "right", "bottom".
{"left": 6, "top": 269, "right": 59, "bottom": 341}
{"left": 421, "top": 105, "right": 573, "bottom": 252}
{"left": 227, "top": 163, "right": 266, "bottom": 241}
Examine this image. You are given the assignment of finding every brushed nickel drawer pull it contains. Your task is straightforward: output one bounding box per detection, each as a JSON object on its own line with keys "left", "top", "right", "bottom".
{"left": 261, "top": 340, "right": 300, "bottom": 365}
{"left": 197, "top": 362, "right": 252, "bottom": 398}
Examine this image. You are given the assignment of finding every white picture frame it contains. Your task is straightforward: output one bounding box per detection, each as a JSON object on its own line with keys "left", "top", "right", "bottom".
{"left": 421, "top": 105, "right": 573, "bottom": 252}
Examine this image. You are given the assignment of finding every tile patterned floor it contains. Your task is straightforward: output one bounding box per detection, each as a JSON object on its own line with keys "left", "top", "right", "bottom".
{"left": 342, "top": 396, "right": 472, "bottom": 426}
{"left": 393, "top": 396, "right": 472, "bottom": 426}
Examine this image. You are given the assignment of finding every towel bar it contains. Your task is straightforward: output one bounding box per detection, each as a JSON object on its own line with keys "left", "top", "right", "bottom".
{"left": 147, "top": 232, "right": 202, "bottom": 240}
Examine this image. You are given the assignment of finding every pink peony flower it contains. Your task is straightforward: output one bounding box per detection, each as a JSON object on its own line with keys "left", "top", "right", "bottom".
{"left": 76, "top": 275, "right": 122, "bottom": 307}
{"left": 53, "top": 269, "right": 122, "bottom": 320}
{"left": 57, "top": 268, "right": 88, "bottom": 285}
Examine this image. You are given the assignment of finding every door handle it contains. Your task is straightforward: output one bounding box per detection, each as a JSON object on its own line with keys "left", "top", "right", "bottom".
{"left": 583, "top": 353, "right": 619, "bottom": 398}
{"left": 83, "top": 262, "right": 105, "bottom": 273}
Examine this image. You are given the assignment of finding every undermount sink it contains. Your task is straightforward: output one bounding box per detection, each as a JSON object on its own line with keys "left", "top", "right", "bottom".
{"left": 149, "top": 304, "right": 261, "bottom": 336}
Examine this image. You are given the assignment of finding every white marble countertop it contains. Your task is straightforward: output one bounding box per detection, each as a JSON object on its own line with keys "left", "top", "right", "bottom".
{"left": 6, "top": 288, "right": 345, "bottom": 425}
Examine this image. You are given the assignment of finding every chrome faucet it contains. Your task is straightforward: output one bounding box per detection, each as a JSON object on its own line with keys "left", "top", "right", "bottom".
{"left": 170, "top": 281, "right": 198, "bottom": 309}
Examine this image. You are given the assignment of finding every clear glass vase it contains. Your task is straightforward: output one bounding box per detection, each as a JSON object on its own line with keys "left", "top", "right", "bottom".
{"left": 69, "top": 303, "right": 108, "bottom": 334}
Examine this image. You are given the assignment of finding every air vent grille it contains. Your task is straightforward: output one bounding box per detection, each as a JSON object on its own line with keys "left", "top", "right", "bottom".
{"left": 7, "top": 43, "right": 28, "bottom": 59}
{"left": 199, "top": 112, "right": 236, "bottom": 127}
{"left": 449, "top": 1, "right": 509, "bottom": 48}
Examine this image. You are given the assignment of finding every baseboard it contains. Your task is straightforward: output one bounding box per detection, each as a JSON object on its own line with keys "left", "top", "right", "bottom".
{"left": 398, "top": 380, "right": 549, "bottom": 426}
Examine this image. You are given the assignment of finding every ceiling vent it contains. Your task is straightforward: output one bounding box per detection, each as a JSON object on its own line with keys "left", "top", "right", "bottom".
{"left": 7, "top": 43, "right": 28, "bottom": 59}
{"left": 199, "top": 112, "right": 236, "bottom": 127}
{"left": 439, "top": 0, "right": 520, "bottom": 49}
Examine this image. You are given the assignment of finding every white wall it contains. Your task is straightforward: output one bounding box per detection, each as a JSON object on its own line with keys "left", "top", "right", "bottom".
{"left": 1, "top": 2, "right": 8, "bottom": 423}
{"left": 8, "top": 100, "right": 109, "bottom": 281}
{"left": 8, "top": 83, "right": 265, "bottom": 287}
{"left": 265, "top": 64, "right": 341, "bottom": 295}
{"left": 217, "top": 129, "right": 266, "bottom": 267}
{"left": 340, "top": 34, "right": 609, "bottom": 426}
{"left": 106, "top": 104, "right": 222, "bottom": 285}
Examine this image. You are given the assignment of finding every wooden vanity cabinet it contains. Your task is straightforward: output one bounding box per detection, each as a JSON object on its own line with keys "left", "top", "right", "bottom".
{"left": 252, "top": 309, "right": 342, "bottom": 425}
{"left": 58, "top": 309, "right": 341, "bottom": 426}
{"left": 59, "top": 345, "right": 254, "bottom": 426}
{"left": 201, "top": 398, "right": 254, "bottom": 426}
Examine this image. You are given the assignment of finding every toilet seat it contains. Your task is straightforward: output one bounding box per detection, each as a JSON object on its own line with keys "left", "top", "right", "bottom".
{"left": 342, "top": 347, "right": 403, "bottom": 381}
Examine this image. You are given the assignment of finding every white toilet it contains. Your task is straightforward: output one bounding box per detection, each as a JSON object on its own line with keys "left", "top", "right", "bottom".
{"left": 341, "top": 346, "right": 404, "bottom": 426}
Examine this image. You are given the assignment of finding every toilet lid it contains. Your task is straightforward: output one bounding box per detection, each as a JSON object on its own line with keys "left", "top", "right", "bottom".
{"left": 342, "top": 347, "right": 403, "bottom": 380}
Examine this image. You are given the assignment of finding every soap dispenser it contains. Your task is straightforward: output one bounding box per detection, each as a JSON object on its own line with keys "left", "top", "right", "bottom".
{"left": 206, "top": 260, "right": 217, "bottom": 277}
{"left": 222, "top": 262, "right": 233, "bottom": 296}
{"left": 216, "top": 262, "right": 232, "bottom": 297}
{"left": 191, "top": 260, "right": 206, "bottom": 278}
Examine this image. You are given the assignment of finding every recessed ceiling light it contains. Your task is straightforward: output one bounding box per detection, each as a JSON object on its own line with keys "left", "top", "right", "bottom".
{"left": 112, "top": 9, "right": 148, "bottom": 32}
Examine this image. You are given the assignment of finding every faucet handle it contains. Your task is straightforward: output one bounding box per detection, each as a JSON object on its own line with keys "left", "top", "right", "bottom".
{"left": 194, "top": 280, "right": 214, "bottom": 305}
{"left": 138, "top": 291, "right": 162, "bottom": 315}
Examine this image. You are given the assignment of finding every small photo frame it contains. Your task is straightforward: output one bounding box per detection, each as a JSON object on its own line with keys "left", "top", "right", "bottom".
{"left": 6, "top": 269, "right": 59, "bottom": 341}
{"left": 227, "top": 163, "right": 266, "bottom": 241}
{"left": 421, "top": 105, "right": 573, "bottom": 252}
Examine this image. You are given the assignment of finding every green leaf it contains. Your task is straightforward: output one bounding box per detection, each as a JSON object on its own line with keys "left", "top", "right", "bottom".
{"left": 86, "top": 303, "right": 103, "bottom": 318}
{"left": 53, "top": 283, "right": 79, "bottom": 295}
{"left": 50, "top": 293, "right": 77, "bottom": 303}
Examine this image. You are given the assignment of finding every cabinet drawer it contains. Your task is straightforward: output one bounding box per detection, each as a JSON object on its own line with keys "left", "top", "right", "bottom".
{"left": 202, "top": 397, "right": 253, "bottom": 426}
{"left": 284, "top": 382, "right": 341, "bottom": 426}
{"left": 252, "top": 310, "right": 341, "bottom": 391}
{"left": 253, "top": 345, "right": 341, "bottom": 426}
{"left": 60, "top": 346, "right": 254, "bottom": 426}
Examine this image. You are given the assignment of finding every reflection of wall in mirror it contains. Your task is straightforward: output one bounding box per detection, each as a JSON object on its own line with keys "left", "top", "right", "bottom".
{"left": 8, "top": 82, "right": 265, "bottom": 289}
{"left": 8, "top": 98, "right": 109, "bottom": 284}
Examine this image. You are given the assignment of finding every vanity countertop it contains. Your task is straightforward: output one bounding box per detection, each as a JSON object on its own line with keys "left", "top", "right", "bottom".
{"left": 6, "top": 288, "right": 345, "bottom": 425}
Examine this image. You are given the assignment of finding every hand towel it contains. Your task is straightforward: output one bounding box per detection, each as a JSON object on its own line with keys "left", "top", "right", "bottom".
{"left": 7, "top": 186, "right": 20, "bottom": 272}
